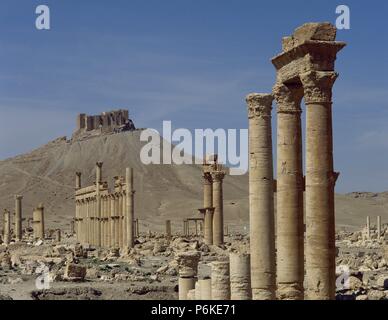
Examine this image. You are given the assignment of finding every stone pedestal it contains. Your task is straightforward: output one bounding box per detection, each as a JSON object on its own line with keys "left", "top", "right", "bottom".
{"left": 246, "top": 94, "right": 276, "bottom": 300}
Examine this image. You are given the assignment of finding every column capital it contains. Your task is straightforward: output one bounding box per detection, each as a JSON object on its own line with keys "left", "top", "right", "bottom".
{"left": 273, "top": 83, "right": 303, "bottom": 114}
{"left": 15, "top": 195, "right": 23, "bottom": 200}
{"left": 96, "top": 162, "right": 103, "bottom": 168}
{"left": 211, "top": 171, "right": 226, "bottom": 182}
{"left": 246, "top": 93, "right": 273, "bottom": 119}
{"left": 202, "top": 172, "right": 213, "bottom": 184}
{"left": 76, "top": 171, "right": 82, "bottom": 177}
{"left": 300, "top": 71, "right": 338, "bottom": 104}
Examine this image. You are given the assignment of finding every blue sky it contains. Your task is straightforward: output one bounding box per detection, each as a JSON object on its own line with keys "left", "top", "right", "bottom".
{"left": 0, "top": 0, "right": 387, "bottom": 192}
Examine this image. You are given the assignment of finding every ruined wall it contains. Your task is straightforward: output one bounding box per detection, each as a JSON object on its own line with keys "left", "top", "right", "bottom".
{"left": 75, "top": 109, "right": 135, "bottom": 133}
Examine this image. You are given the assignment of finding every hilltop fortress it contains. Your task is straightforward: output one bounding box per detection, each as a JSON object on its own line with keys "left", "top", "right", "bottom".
{"left": 75, "top": 109, "right": 136, "bottom": 134}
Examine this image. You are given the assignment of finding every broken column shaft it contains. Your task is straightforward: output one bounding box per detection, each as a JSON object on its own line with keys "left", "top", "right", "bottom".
{"left": 33, "top": 204, "right": 45, "bottom": 240}
{"left": 14, "top": 195, "right": 23, "bottom": 242}
{"left": 229, "top": 253, "right": 252, "bottom": 300}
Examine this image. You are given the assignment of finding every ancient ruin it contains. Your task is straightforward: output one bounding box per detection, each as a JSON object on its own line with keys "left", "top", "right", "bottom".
{"left": 74, "top": 109, "right": 136, "bottom": 135}
{"left": 74, "top": 163, "right": 136, "bottom": 249}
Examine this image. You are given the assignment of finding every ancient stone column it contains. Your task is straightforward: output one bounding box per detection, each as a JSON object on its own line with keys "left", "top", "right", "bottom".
{"left": 301, "top": 71, "right": 339, "bottom": 300}
{"left": 70, "top": 219, "right": 75, "bottom": 235}
{"left": 166, "top": 220, "right": 171, "bottom": 239}
{"left": 203, "top": 172, "right": 213, "bottom": 208}
{"left": 366, "top": 216, "right": 371, "bottom": 240}
{"left": 55, "top": 229, "right": 61, "bottom": 242}
{"left": 32, "top": 204, "right": 45, "bottom": 240}
{"left": 273, "top": 84, "right": 304, "bottom": 300}
{"left": 204, "top": 207, "right": 214, "bottom": 245}
{"left": 14, "top": 195, "right": 23, "bottom": 242}
{"left": 114, "top": 195, "right": 120, "bottom": 248}
{"left": 126, "top": 168, "right": 135, "bottom": 248}
{"left": 75, "top": 172, "right": 82, "bottom": 189}
{"left": 211, "top": 171, "right": 225, "bottom": 246}
{"left": 177, "top": 252, "right": 201, "bottom": 300}
{"left": 211, "top": 261, "right": 230, "bottom": 300}
{"left": 377, "top": 216, "right": 381, "bottom": 239}
{"left": 95, "top": 162, "right": 103, "bottom": 247}
{"left": 246, "top": 93, "right": 276, "bottom": 300}
{"left": 199, "top": 278, "right": 212, "bottom": 300}
{"left": 118, "top": 193, "right": 124, "bottom": 248}
{"left": 110, "top": 196, "right": 115, "bottom": 248}
{"left": 179, "top": 270, "right": 196, "bottom": 300}
{"left": 229, "top": 253, "right": 252, "bottom": 300}
{"left": 3, "top": 209, "right": 11, "bottom": 245}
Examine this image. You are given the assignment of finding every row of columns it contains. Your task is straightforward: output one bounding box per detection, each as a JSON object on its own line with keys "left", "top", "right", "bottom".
{"left": 246, "top": 22, "right": 345, "bottom": 300}
{"left": 75, "top": 163, "right": 136, "bottom": 249}
{"left": 365, "top": 216, "right": 383, "bottom": 240}
{"left": 2, "top": 198, "right": 46, "bottom": 244}
{"left": 201, "top": 165, "right": 226, "bottom": 246}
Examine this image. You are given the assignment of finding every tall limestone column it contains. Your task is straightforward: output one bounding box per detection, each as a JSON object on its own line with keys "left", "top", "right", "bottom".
{"left": 366, "top": 216, "right": 371, "bottom": 240}
{"left": 246, "top": 93, "right": 276, "bottom": 300}
{"left": 95, "top": 162, "right": 103, "bottom": 247}
{"left": 110, "top": 195, "right": 115, "bottom": 248}
{"left": 301, "top": 71, "right": 339, "bottom": 300}
{"left": 273, "top": 84, "right": 305, "bottom": 300}
{"left": 211, "top": 171, "right": 225, "bottom": 246}
{"left": 14, "top": 195, "right": 23, "bottom": 242}
{"left": 3, "top": 209, "right": 11, "bottom": 244}
{"left": 202, "top": 172, "right": 213, "bottom": 245}
{"left": 377, "top": 216, "right": 382, "bottom": 239}
{"left": 204, "top": 207, "right": 214, "bottom": 245}
{"left": 126, "top": 168, "right": 135, "bottom": 248}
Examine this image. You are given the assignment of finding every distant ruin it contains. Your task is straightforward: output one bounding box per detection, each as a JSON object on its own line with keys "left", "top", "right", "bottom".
{"left": 75, "top": 109, "right": 136, "bottom": 134}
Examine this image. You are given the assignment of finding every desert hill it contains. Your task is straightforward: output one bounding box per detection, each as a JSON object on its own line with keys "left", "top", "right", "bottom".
{"left": 0, "top": 130, "right": 386, "bottom": 233}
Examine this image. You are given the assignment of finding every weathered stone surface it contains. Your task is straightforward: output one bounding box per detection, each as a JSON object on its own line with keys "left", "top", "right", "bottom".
{"left": 64, "top": 263, "right": 86, "bottom": 281}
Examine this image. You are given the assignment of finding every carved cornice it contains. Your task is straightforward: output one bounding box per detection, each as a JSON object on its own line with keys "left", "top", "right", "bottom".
{"left": 273, "top": 84, "right": 303, "bottom": 114}
{"left": 246, "top": 93, "right": 273, "bottom": 119}
{"left": 300, "top": 71, "right": 338, "bottom": 104}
